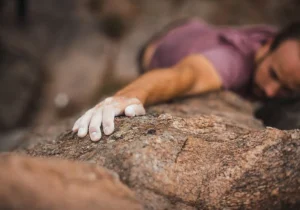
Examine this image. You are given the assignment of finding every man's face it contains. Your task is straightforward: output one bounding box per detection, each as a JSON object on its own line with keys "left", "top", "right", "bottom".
{"left": 254, "top": 40, "right": 300, "bottom": 99}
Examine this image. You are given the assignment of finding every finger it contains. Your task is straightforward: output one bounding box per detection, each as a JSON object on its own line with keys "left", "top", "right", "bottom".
{"left": 72, "top": 117, "right": 82, "bottom": 132}
{"left": 125, "top": 104, "right": 146, "bottom": 117}
{"left": 102, "top": 105, "right": 115, "bottom": 135}
{"left": 89, "top": 108, "right": 103, "bottom": 141}
{"left": 77, "top": 109, "right": 94, "bottom": 138}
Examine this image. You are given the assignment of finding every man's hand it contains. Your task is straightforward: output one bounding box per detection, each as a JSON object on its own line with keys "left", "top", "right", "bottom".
{"left": 72, "top": 97, "right": 146, "bottom": 141}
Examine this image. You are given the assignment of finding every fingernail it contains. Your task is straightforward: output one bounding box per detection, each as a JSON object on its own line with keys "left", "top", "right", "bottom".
{"left": 91, "top": 132, "right": 100, "bottom": 141}
{"left": 78, "top": 127, "right": 86, "bottom": 137}
{"left": 104, "top": 127, "right": 112, "bottom": 135}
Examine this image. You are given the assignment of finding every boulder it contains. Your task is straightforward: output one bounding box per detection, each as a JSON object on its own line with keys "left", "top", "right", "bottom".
{"left": 16, "top": 92, "right": 300, "bottom": 209}
{"left": 0, "top": 153, "right": 142, "bottom": 210}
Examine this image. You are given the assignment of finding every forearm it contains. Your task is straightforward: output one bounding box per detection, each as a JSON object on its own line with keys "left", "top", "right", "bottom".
{"left": 115, "top": 55, "right": 222, "bottom": 106}
{"left": 115, "top": 66, "right": 197, "bottom": 106}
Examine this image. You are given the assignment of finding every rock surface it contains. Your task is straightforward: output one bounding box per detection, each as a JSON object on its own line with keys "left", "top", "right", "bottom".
{"left": 0, "top": 153, "right": 143, "bottom": 210}
{"left": 16, "top": 92, "right": 300, "bottom": 210}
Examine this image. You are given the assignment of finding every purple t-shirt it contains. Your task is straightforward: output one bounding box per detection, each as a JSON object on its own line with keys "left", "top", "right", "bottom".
{"left": 148, "top": 19, "right": 277, "bottom": 92}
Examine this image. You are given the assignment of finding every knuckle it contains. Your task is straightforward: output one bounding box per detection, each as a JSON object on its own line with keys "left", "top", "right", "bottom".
{"left": 89, "top": 126, "right": 98, "bottom": 133}
{"left": 103, "top": 105, "right": 114, "bottom": 112}
{"left": 94, "top": 106, "right": 103, "bottom": 114}
{"left": 103, "top": 121, "right": 112, "bottom": 128}
{"left": 84, "top": 108, "right": 93, "bottom": 116}
{"left": 106, "top": 104, "right": 114, "bottom": 109}
{"left": 95, "top": 102, "right": 104, "bottom": 109}
{"left": 104, "top": 97, "right": 113, "bottom": 103}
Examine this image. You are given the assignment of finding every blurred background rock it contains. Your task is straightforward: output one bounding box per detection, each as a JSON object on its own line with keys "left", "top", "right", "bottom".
{"left": 0, "top": 0, "right": 299, "bottom": 150}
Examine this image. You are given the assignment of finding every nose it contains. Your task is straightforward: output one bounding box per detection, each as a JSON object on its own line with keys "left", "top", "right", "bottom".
{"left": 264, "top": 83, "right": 280, "bottom": 98}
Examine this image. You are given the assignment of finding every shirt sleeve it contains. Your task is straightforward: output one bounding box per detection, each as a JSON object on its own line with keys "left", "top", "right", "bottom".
{"left": 201, "top": 46, "right": 252, "bottom": 90}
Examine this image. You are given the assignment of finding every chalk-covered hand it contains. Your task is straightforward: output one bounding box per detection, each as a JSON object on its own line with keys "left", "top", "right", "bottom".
{"left": 72, "top": 96, "right": 146, "bottom": 141}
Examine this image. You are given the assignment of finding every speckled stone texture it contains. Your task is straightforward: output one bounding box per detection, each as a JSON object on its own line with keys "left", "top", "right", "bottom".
{"left": 14, "top": 92, "right": 300, "bottom": 210}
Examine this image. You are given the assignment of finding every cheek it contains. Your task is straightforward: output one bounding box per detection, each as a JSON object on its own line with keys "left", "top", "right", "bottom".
{"left": 255, "top": 65, "right": 268, "bottom": 85}
{"left": 255, "top": 58, "right": 272, "bottom": 85}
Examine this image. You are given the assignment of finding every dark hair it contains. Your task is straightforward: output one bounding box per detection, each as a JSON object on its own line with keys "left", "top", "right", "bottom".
{"left": 136, "top": 18, "right": 191, "bottom": 74}
{"left": 270, "top": 21, "right": 300, "bottom": 52}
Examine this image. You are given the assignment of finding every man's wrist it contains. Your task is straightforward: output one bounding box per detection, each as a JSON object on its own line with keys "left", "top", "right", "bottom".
{"left": 114, "top": 89, "right": 147, "bottom": 105}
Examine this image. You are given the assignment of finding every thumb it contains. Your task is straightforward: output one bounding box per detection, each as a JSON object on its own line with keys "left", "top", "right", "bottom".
{"left": 125, "top": 104, "right": 146, "bottom": 117}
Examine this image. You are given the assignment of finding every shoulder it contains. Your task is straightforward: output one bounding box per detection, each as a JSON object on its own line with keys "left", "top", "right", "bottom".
{"left": 138, "top": 17, "right": 210, "bottom": 73}
{"left": 201, "top": 46, "right": 253, "bottom": 90}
